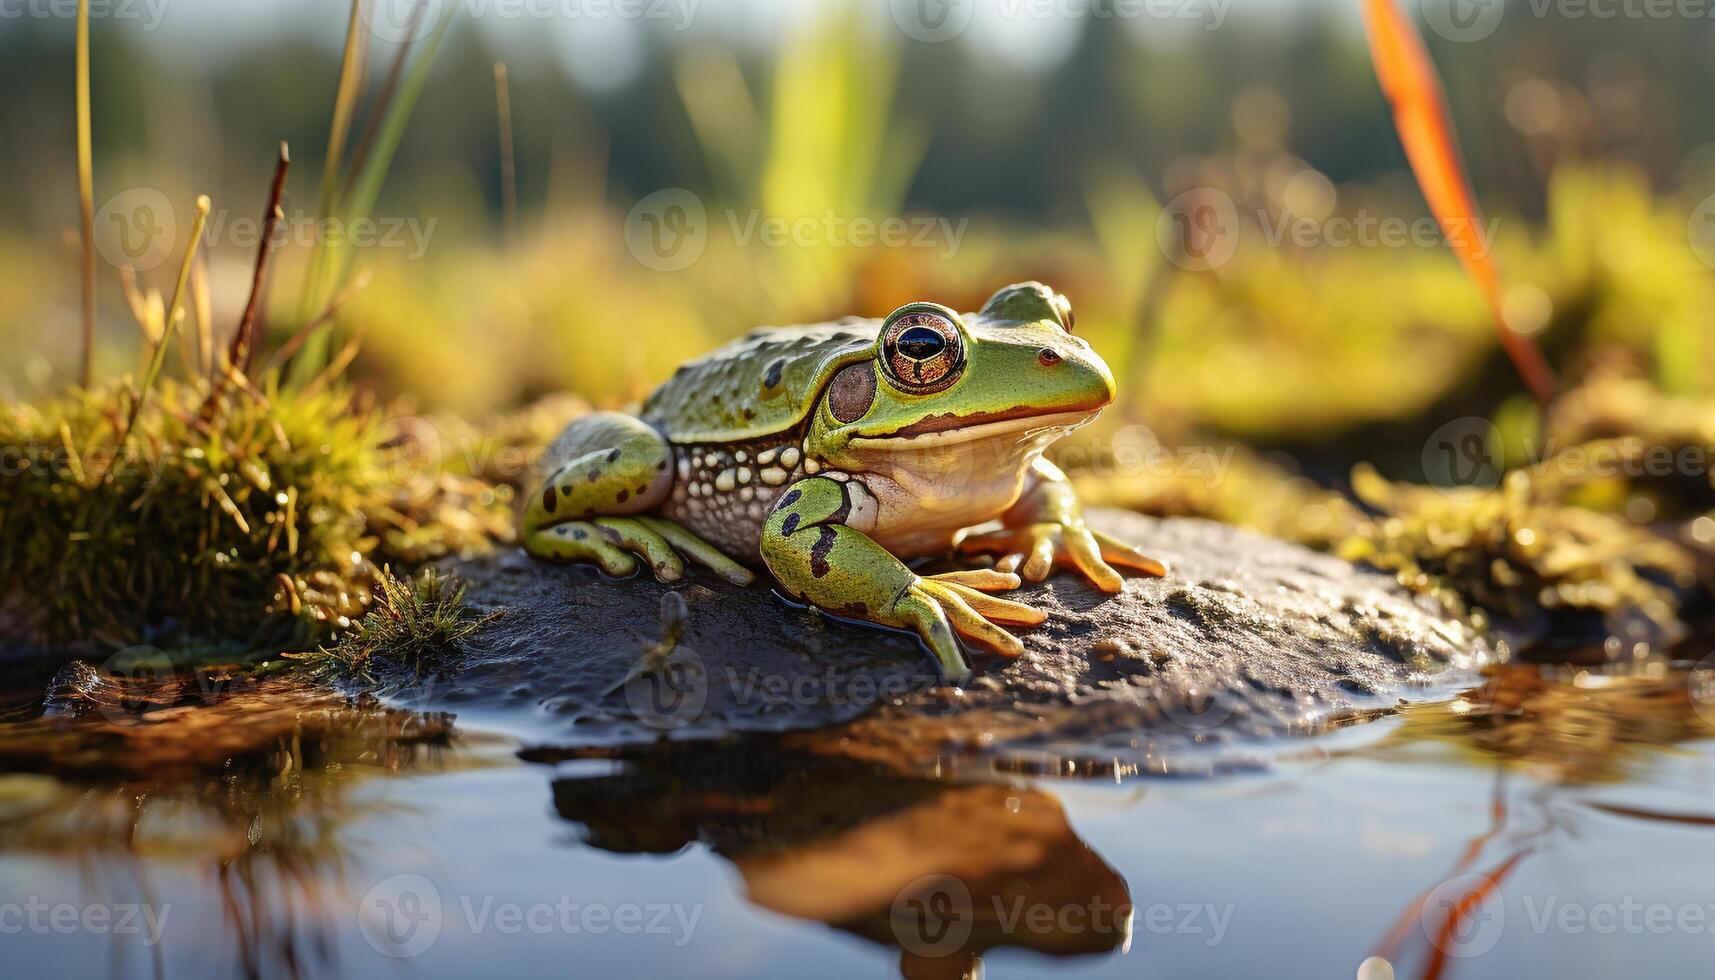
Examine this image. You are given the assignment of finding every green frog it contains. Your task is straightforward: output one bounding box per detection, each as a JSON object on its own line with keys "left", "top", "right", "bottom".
{"left": 523, "top": 282, "right": 1165, "bottom": 681}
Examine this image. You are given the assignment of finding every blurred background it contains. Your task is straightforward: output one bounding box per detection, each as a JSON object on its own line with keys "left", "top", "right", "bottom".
{"left": 3, "top": 0, "right": 1715, "bottom": 477}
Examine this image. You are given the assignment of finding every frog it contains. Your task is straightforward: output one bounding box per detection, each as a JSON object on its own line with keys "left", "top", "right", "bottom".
{"left": 522, "top": 281, "right": 1165, "bottom": 681}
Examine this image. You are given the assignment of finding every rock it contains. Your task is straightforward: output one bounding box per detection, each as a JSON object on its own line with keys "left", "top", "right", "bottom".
{"left": 433, "top": 511, "right": 1498, "bottom": 770}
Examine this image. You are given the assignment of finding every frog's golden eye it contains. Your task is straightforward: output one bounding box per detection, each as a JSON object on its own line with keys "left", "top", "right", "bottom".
{"left": 880, "top": 304, "right": 964, "bottom": 394}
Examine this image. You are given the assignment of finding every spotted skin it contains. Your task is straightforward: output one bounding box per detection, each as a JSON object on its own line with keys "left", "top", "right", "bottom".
{"left": 659, "top": 429, "right": 814, "bottom": 559}
{"left": 522, "top": 282, "right": 1167, "bottom": 681}
{"left": 522, "top": 412, "right": 751, "bottom": 584}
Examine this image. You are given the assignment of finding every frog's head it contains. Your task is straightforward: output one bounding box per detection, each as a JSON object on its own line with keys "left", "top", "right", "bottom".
{"left": 810, "top": 282, "right": 1114, "bottom": 479}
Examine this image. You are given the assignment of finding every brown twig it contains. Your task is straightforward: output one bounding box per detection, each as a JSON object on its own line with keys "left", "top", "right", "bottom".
{"left": 201, "top": 143, "right": 290, "bottom": 423}
{"left": 229, "top": 142, "right": 291, "bottom": 375}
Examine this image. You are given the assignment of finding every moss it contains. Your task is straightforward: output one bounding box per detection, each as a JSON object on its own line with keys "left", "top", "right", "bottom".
{"left": 291, "top": 567, "right": 495, "bottom": 684}
{"left": 0, "top": 377, "right": 518, "bottom": 655}
{"left": 1341, "top": 464, "right": 1695, "bottom": 643}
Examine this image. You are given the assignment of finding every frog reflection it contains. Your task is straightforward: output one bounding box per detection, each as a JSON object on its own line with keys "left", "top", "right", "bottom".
{"left": 542, "top": 743, "right": 1133, "bottom": 979}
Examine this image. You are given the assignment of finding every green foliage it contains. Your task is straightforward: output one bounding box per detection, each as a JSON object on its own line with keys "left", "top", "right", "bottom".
{"left": 0, "top": 378, "right": 519, "bottom": 654}
{"left": 0, "top": 379, "right": 375, "bottom": 650}
{"left": 1342, "top": 464, "right": 1695, "bottom": 644}
{"left": 293, "top": 567, "right": 493, "bottom": 684}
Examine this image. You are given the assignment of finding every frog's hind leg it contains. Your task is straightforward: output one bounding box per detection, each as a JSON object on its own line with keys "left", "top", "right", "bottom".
{"left": 523, "top": 412, "right": 752, "bottom": 585}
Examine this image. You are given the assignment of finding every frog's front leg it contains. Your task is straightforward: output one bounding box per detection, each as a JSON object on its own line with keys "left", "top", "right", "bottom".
{"left": 523, "top": 412, "right": 752, "bottom": 585}
{"left": 958, "top": 458, "right": 1167, "bottom": 593}
{"left": 760, "top": 476, "right": 1044, "bottom": 681}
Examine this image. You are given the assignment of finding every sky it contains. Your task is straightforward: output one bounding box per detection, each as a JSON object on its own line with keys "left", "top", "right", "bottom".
{"left": 47, "top": 0, "right": 1354, "bottom": 90}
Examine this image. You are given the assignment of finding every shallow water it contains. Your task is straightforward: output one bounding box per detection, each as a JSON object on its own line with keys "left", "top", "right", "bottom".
{"left": 2, "top": 660, "right": 1714, "bottom": 980}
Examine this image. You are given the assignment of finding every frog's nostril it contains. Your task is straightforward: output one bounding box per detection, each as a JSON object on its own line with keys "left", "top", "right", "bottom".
{"left": 1037, "top": 348, "right": 1063, "bottom": 367}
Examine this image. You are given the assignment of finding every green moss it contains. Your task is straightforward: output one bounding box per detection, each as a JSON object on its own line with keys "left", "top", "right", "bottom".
{"left": 0, "top": 377, "right": 517, "bottom": 655}
{"left": 292, "top": 567, "right": 495, "bottom": 684}
{"left": 1342, "top": 464, "right": 1694, "bottom": 642}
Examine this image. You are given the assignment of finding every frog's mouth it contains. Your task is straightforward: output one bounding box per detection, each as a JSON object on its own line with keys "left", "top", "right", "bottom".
{"left": 855, "top": 407, "right": 1099, "bottom": 448}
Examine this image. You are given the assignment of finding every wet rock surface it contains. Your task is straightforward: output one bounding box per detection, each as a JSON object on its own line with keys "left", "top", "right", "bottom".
{"left": 438, "top": 511, "right": 1499, "bottom": 769}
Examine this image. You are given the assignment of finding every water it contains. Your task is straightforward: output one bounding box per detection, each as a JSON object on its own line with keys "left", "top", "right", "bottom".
{"left": 2, "top": 661, "right": 1713, "bottom": 980}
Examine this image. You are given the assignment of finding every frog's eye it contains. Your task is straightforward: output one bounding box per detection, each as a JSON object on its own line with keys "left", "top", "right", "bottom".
{"left": 880, "top": 304, "right": 964, "bottom": 394}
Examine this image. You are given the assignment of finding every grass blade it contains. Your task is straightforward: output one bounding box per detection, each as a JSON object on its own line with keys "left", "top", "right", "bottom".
{"left": 1360, "top": 0, "right": 1556, "bottom": 405}
{"left": 297, "top": 0, "right": 370, "bottom": 327}
{"left": 292, "top": 8, "right": 452, "bottom": 386}
{"left": 75, "top": 0, "right": 96, "bottom": 389}
{"left": 494, "top": 61, "right": 518, "bottom": 242}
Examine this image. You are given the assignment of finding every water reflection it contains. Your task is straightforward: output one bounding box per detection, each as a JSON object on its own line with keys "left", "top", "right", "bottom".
{"left": 0, "top": 663, "right": 469, "bottom": 979}
{"left": 543, "top": 743, "right": 1133, "bottom": 979}
{"left": 1352, "top": 660, "right": 1715, "bottom": 979}
{"left": 1, "top": 658, "right": 1714, "bottom": 978}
